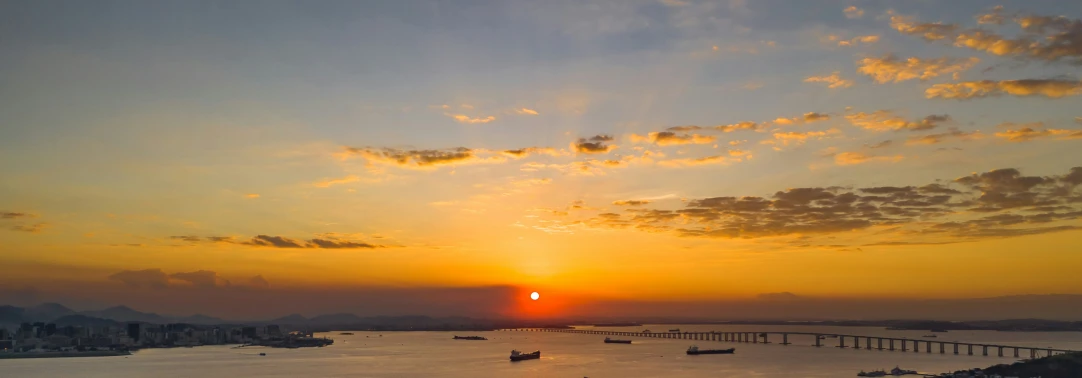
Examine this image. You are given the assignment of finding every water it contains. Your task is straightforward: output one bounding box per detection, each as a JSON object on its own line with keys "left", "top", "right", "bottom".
{"left": 4, "top": 325, "right": 1080, "bottom": 377}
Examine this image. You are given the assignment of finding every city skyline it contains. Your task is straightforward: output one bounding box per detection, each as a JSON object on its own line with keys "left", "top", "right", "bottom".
{"left": 3, "top": 0, "right": 1082, "bottom": 320}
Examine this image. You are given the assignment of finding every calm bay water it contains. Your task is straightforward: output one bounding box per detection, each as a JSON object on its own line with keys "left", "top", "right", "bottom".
{"left": 5, "top": 325, "right": 1081, "bottom": 377}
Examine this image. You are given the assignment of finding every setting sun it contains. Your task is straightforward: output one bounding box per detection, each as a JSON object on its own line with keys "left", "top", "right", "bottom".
{"left": 530, "top": 292, "right": 540, "bottom": 301}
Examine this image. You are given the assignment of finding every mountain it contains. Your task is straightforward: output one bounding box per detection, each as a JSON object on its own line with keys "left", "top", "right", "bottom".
{"left": 175, "top": 314, "right": 225, "bottom": 325}
{"left": 308, "top": 313, "right": 364, "bottom": 325}
{"left": 268, "top": 314, "right": 308, "bottom": 325}
{"left": 0, "top": 305, "right": 25, "bottom": 324}
{"left": 81, "top": 305, "right": 168, "bottom": 323}
{"left": 24, "top": 302, "right": 76, "bottom": 321}
{"left": 51, "top": 314, "right": 121, "bottom": 328}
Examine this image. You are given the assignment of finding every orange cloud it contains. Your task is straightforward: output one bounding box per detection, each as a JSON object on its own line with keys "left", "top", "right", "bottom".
{"left": 629, "top": 132, "right": 716, "bottom": 146}
{"left": 994, "top": 125, "right": 1082, "bottom": 142}
{"left": 845, "top": 110, "right": 951, "bottom": 132}
{"left": 313, "top": 175, "right": 361, "bottom": 188}
{"left": 657, "top": 155, "right": 729, "bottom": 168}
{"left": 834, "top": 152, "right": 904, "bottom": 166}
{"left": 515, "top": 108, "right": 540, "bottom": 116}
{"left": 245, "top": 194, "right": 261, "bottom": 199}
{"left": 843, "top": 6, "right": 864, "bottom": 19}
{"left": 445, "top": 113, "right": 496, "bottom": 124}
{"left": 926, "top": 79, "right": 1082, "bottom": 100}
{"left": 857, "top": 55, "right": 980, "bottom": 83}
{"left": 837, "top": 35, "right": 879, "bottom": 47}
{"left": 804, "top": 71, "right": 853, "bottom": 88}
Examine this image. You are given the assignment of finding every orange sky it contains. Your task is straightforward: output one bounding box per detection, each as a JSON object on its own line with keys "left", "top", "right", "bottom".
{"left": 2, "top": 1, "right": 1082, "bottom": 319}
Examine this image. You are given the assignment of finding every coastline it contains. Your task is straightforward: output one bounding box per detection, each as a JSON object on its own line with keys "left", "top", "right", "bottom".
{"left": 0, "top": 350, "right": 132, "bottom": 359}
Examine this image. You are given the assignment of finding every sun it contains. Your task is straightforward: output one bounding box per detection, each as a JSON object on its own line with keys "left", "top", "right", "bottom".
{"left": 530, "top": 291, "right": 540, "bottom": 301}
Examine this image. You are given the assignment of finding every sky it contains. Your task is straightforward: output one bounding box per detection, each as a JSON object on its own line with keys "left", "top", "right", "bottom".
{"left": 1, "top": 0, "right": 1082, "bottom": 320}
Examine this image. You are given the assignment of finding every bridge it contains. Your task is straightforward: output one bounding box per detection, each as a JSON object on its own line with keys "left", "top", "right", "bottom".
{"left": 503, "top": 328, "right": 1078, "bottom": 359}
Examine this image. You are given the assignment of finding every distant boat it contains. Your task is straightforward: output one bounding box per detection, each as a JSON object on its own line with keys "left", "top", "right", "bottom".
{"left": 509, "top": 350, "right": 540, "bottom": 361}
{"left": 641, "top": 329, "right": 652, "bottom": 333}
{"left": 921, "top": 334, "right": 937, "bottom": 338}
{"left": 930, "top": 329, "right": 948, "bottom": 333}
{"left": 686, "top": 345, "right": 735, "bottom": 355}
{"left": 604, "top": 337, "right": 632, "bottom": 344}
{"left": 454, "top": 336, "right": 487, "bottom": 340}
{"left": 668, "top": 329, "right": 680, "bottom": 332}
{"left": 259, "top": 352, "right": 266, "bottom": 356}
{"left": 339, "top": 332, "right": 354, "bottom": 335}
{"left": 890, "top": 366, "right": 917, "bottom": 375}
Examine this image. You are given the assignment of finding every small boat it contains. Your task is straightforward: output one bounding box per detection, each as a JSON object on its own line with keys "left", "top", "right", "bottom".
{"left": 922, "top": 334, "right": 937, "bottom": 338}
{"left": 510, "top": 350, "right": 540, "bottom": 361}
{"left": 604, "top": 337, "right": 632, "bottom": 344}
{"left": 686, "top": 345, "right": 735, "bottom": 355}
{"left": 641, "top": 329, "right": 652, "bottom": 333}
{"left": 454, "top": 335, "right": 487, "bottom": 340}
{"left": 890, "top": 366, "right": 917, "bottom": 375}
{"left": 929, "top": 329, "right": 948, "bottom": 333}
{"left": 339, "top": 332, "right": 354, "bottom": 335}
{"left": 668, "top": 329, "right": 680, "bottom": 332}
{"left": 259, "top": 352, "right": 266, "bottom": 356}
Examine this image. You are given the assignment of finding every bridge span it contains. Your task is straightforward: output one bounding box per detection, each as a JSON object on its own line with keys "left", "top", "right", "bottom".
{"left": 502, "top": 328, "right": 1077, "bottom": 359}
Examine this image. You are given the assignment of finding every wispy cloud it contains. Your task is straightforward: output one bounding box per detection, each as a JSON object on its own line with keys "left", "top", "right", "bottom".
{"left": 804, "top": 71, "right": 854, "bottom": 89}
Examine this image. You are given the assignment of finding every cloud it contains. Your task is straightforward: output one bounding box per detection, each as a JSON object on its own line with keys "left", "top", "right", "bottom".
{"left": 843, "top": 6, "right": 864, "bottom": 19}
{"left": 613, "top": 200, "right": 651, "bottom": 206}
{"left": 501, "top": 147, "right": 563, "bottom": 158}
{"left": 580, "top": 166, "right": 1082, "bottom": 243}
{"left": 10, "top": 223, "right": 49, "bottom": 233}
{"left": 313, "top": 175, "right": 361, "bottom": 188}
{"left": 109, "top": 269, "right": 170, "bottom": 289}
{"left": 514, "top": 108, "right": 539, "bottom": 116}
{"left": 656, "top": 155, "right": 729, "bottom": 167}
{"left": 169, "top": 270, "right": 230, "bottom": 289}
{"left": 245, "top": 193, "right": 261, "bottom": 199}
{"left": 572, "top": 135, "right": 617, "bottom": 154}
{"left": 837, "top": 35, "right": 879, "bottom": 47}
{"left": 307, "top": 238, "right": 381, "bottom": 249}
{"left": 892, "top": 9, "right": 1082, "bottom": 65}
{"left": 245, "top": 234, "right": 307, "bottom": 248}
{"left": 857, "top": 55, "right": 980, "bottom": 83}
{"left": 845, "top": 110, "right": 951, "bottom": 131}
{"left": 2, "top": 212, "right": 33, "bottom": 219}
{"left": 866, "top": 140, "right": 893, "bottom": 149}
{"left": 804, "top": 71, "right": 854, "bottom": 88}
{"left": 994, "top": 125, "right": 1082, "bottom": 142}
{"left": 906, "top": 129, "right": 983, "bottom": 145}
{"left": 339, "top": 147, "right": 501, "bottom": 169}
{"left": 629, "top": 131, "right": 716, "bottom": 146}
{"left": 445, "top": 113, "right": 496, "bottom": 124}
{"left": 834, "top": 152, "right": 904, "bottom": 165}
{"left": 926, "top": 79, "right": 1082, "bottom": 99}
{"left": 223, "top": 234, "right": 386, "bottom": 249}
{"left": 169, "top": 235, "right": 202, "bottom": 243}
{"left": 770, "top": 129, "right": 839, "bottom": 146}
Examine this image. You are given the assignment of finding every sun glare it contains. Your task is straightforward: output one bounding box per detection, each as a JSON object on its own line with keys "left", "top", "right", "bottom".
{"left": 530, "top": 291, "right": 540, "bottom": 301}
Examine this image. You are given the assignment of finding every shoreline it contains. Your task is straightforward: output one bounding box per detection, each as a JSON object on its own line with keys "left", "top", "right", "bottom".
{"left": 0, "top": 350, "right": 132, "bottom": 359}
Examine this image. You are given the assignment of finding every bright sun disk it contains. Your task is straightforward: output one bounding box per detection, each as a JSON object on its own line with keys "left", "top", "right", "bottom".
{"left": 530, "top": 291, "right": 539, "bottom": 300}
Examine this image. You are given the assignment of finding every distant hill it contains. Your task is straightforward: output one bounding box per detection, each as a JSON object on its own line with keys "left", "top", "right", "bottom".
{"left": 51, "top": 314, "right": 121, "bottom": 328}
{"left": 81, "top": 305, "right": 168, "bottom": 323}
{"left": 175, "top": 314, "right": 225, "bottom": 325}
{"left": 0, "top": 305, "right": 25, "bottom": 324}
{"left": 268, "top": 314, "right": 309, "bottom": 325}
{"left": 24, "top": 303, "right": 76, "bottom": 321}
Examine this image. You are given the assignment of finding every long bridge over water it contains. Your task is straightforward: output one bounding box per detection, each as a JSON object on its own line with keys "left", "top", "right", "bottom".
{"left": 504, "top": 328, "right": 1077, "bottom": 359}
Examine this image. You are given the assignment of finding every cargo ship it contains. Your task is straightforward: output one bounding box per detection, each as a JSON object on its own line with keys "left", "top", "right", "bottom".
{"left": 509, "top": 350, "right": 540, "bottom": 361}
{"left": 686, "top": 345, "right": 735, "bottom": 355}
{"left": 604, "top": 337, "right": 632, "bottom": 344}
{"left": 453, "top": 336, "right": 487, "bottom": 340}
{"left": 668, "top": 328, "right": 680, "bottom": 332}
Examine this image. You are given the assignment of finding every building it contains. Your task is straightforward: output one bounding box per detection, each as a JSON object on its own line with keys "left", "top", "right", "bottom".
{"left": 127, "top": 323, "right": 141, "bottom": 343}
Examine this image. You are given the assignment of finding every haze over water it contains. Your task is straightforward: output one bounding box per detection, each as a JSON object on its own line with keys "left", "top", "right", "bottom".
{"left": 7, "top": 326, "right": 1081, "bottom": 378}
